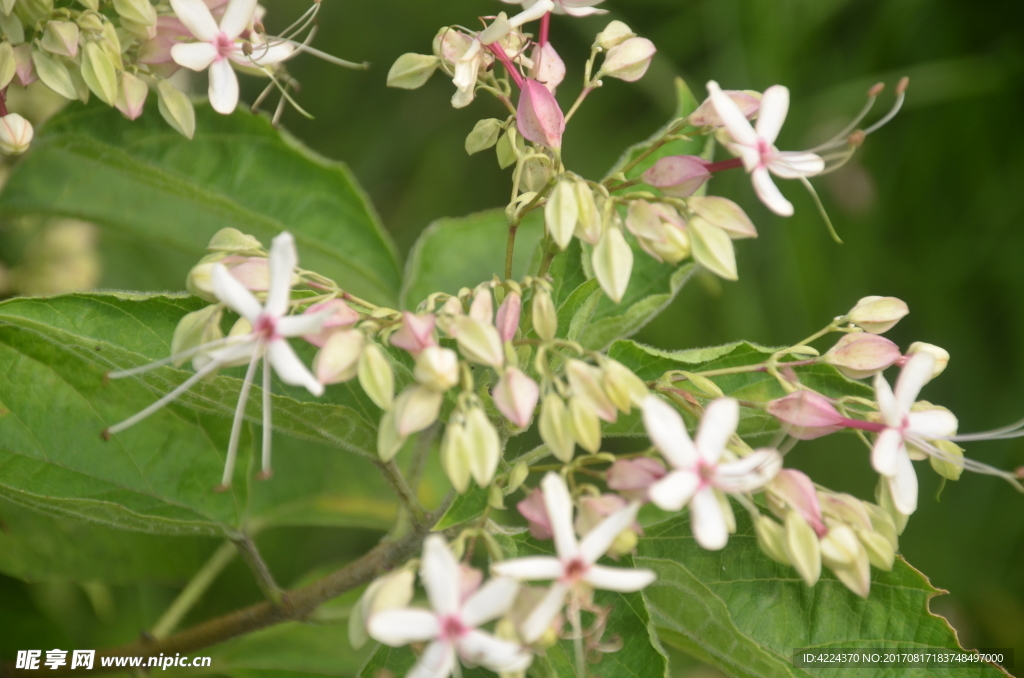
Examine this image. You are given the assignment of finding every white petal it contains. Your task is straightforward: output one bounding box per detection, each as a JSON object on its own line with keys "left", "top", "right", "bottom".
{"left": 907, "top": 410, "right": 958, "bottom": 439}
{"left": 729, "top": 142, "right": 761, "bottom": 173}
{"left": 491, "top": 556, "right": 564, "bottom": 582}
{"left": 367, "top": 608, "right": 439, "bottom": 646}
{"left": 265, "top": 231, "right": 298, "bottom": 318}
{"left": 579, "top": 502, "right": 640, "bottom": 564}
{"left": 560, "top": 6, "right": 607, "bottom": 15}
{"left": 873, "top": 372, "right": 901, "bottom": 425}
{"left": 890, "top": 449, "right": 918, "bottom": 515}
{"left": 208, "top": 57, "right": 239, "bottom": 114}
{"left": 769, "top": 151, "right": 825, "bottom": 178}
{"left": 541, "top": 472, "right": 579, "bottom": 560}
{"left": 509, "top": 0, "right": 553, "bottom": 27}
{"left": 170, "top": 0, "right": 219, "bottom": 41}
{"left": 219, "top": 0, "right": 257, "bottom": 38}
{"left": 895, "top": 352, "right": 936, "bottom": 411}
{"left": 461, "top": 577, "right": 519, "bottom": 628}
{"left": 458, "top": 631, "right": 532, "bottom": 672}
{"left": 750, "top": 166, "right": 793, "bottom": 217}
{"left": 647, "top": 470, "right": 700, "bottom": 512}
{"left": 212, "top": 263, "right": 262, "bottom": 321}
{"left": 695, "top": 398, "right": 739, "bottom": 464}
{"left": 275, "top": 311, "right": 330, "bottom": 338}
{"left": 246, "top": 41, "right": 294, "bottom": 66}
{"left": 170, "top": 41, "right": 218, "bottom": 71}
{"left": 519, "top": 582, "right": 568, "bottom": 644}
{"left": 583, "top": 564, "right": 656, "bottom": 592}
{"left": 420, "top": 535, "right": 460, "bottom": 616}
{"left": 267, "top": 339, "right": 323, "bottom": 396}
{"left": 408, "top": 641, "right": 455, "bottom": 678}
{"left": 642, "top": 395, "right": 698, "bottom": 468}
{"left": 706, "top": 80, "right": 758, "bottom": 147}
{"left": 714, "top": 449, "right": 782, "bottom": 493}
{"left": 690, "top": 487, "right": 728, "bottom": 550}
{"left": 871, "top": 427, "right": 904, "bottom": 477}
{"left": 754, "top": 85, "right": 789, "bottom": 145}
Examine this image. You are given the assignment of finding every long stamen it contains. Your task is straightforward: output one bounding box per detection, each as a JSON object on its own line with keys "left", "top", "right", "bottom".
{"left": 220, "top": 343, "right": 263, "bottom": 490}
{"left": 260, "top": 358, "right": 273, "bottom": 479}
{"left": 912, "top": 438, "right": 1024, "bottom": 491}
{"left": 806, "top": 83, "right": 883, "bottom": 154}
{"left": 272, "top": 38, "right": 369, "bottom": 70}
{"left": 273, "top": 2, "right": 319, "bottom": 43}
{"left": 107, "top": 334, "right": 241, "bottom": 379}
{"left": 861, "top": 78, "right": 908, "bottom": 136}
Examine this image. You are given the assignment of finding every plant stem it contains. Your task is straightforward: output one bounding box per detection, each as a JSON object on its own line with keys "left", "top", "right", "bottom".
{"left": 375, "top": 459, "right": 427, "bottom": 527}
{"left": 233, "top": 533, "right": 283, "bottom": 606}
{"left": 539, "top": 11, "right": 550, "bottom": 47}
{"left": 564, "top": 85, "right": 596, "bottom": 124}
{"left": 0, "top": 88, "right": 8, "bottom": 117}
{"left": 151, "top": 541, "right": 237, "bottom": 640}
{"left": 487, "top": 43, "right": 524, "bottom": 89}
{"left": 571, "top": 602, "right": 586, "bottom": 678}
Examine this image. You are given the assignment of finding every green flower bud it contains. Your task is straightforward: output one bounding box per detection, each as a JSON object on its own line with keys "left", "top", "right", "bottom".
{"left": 857, "top": 529, "right": 895, "bottom": 571}
{"left": 440, "top": 419, "right": 472, "bottom": 493}
{"left": 0, "top": 12, "right": 23, "bottom": 45}
{"left": 829, "top": 544, "right": 871, "bottom": 599}
{"left": 906, "top": 342, "right": 950, "bottom": 378}
{"left": 207, "top": 228, "right": 263, "bottom": 254}
{"left": 0, "top": 41, "right": 15, "bottom": 89}
{"left": 594, "top": 20, "right": 635, "bottom": 50}
{"left": 928, "top": 438, "right": 964, "bottom": 481}
{"left": 848, "top": 296, "right": 908, "bottom": 334}
{"left": 566, "top": 359, "right": 617, "bottom": 423}
{"left": 531, "top": 286, "right": 558, "bottom": 341}
{"left": 600, "top": 358, "right": 648, "bottom": 413}
{"left": 32, "top": 49, "right": 78, "bottom": 100}
{"left": 359, "top": 343, "right": 394, "bottom": 411}
{"left": 598, "top": 37, "right": 656, "bottom": 82}
{"left": 377, "top": 410, "right": 406, "bottom": 462}
{"left": 77, "top": 0, "right": 100, "bottom": 11}
{"left": 495, "top": 128, "right": 523, "bottom": 169}
{"left": 314, "top": 330, "right": 365, "bottom": 385}
{"left": 592, "top": 228, "right": 633, "bottom": 304}
{"left": 348, "top": 569, "right": 415, "bottom": 650}
{"left": 465, "top": 406, "right": 500, "bottom": 487}
{"left": 41, "top": 20, "right": 79, "bottom": 58}
{"left": 76, "top": 12, "right": 104, "bottom": 34}
{"left": 820, "top": 524, "right": 862, "bottom": 570}
{"left": 544, "top": 179, "right": 579, "bottom": 250}
{"left": 113, "top": 0, "right": 156, "bottom": 28}
{"left": 689, "top": 216, "right": 738, "bottom": 281}
{"left": 81, "top": 41, "right": 118, "bottom": 105}
{"left": 573, "top": 180, "right": 603, "bottom": 244}
{"left": 115, "top": 71, "right": 148, "bottom": 120}
{"left": 783, "top": 511, "right": 821, "bottom": 586}
{"left": 393, "top": 385, "right": 443, "bottom": 436}
{"left": 539, "top": 393, "right": 575, "bottom": 463}
{"left": 506, "top": 461, "right": 529, "bottom": 496}
{"left": 687, "top": 196, "right": 757, "bottom": 240}
{"left": 465, "top": 118, "right": 502, "bottom": 155}
{"left": 170, "top": 305, "right": 223, "bottom": 366}
{"left": 568, "top": 394, "right": 601, "bottom": 454}
{"left": 414, "top": 345, "right": 459, "bottom": 392}
{"left": 157, "top": 79, "right": 195, "bottom": 139}
{"left": 386, "top": 53, "right": 439, "bottom": 90}
{"left": 452, "top": 315, "right": 504, "bottom": 368}
{"left": 754, "top": 515, "right": 790, "bottom": 565}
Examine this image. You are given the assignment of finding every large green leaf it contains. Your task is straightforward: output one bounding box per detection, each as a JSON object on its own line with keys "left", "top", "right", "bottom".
{"left": 0, "top": 101, "right": 401, "bottom": 306}
{"left": 637, "top": 513, "right": 1008, "bottom": 678}
{"left": 0, "top": 293, "right": 397, "bottom": 535}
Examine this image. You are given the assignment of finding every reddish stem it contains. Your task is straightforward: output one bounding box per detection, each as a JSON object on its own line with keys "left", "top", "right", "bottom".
{"left": 539, "top": 11, "right": 550, "bottom": 47}
{"left": 838, "top": 417, "right": 886, "bottom": 434}
{"left": 703, "top": 157, "right": 744, "bottom": 173}
{"left": 487, "top": 43, "right": 525, "bottom": 89}
{"left": 0, "top": 88, "right": 8, "bottom": 117}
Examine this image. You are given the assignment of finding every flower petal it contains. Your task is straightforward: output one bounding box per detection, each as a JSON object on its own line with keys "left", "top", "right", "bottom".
{"left": 420, "top": 534, "right": 461, "bottom": 616}
{"left": 754, "top": 85, "right": 789, "bottom": 145}
{"left": 408, "top": 641, "right": 455, "bottom": 678}
{"left": 458, "top": 631, "right": 532, "bottom": 672}
{"left": 750, "top": 166, "right": 793, "bottom": 216}
{"left": 265, "top": 231, "right": 298, "bottom": 318}
{"left": 583, "top": 564, "right": 656, "bottom": 592}
{"left": 895, "top": 352, "right": 936, "bottom": 411}
{"left": 246, "top": 40, "right": 295, "bottom": 66}
{"left": 907, "top": 409, "right": 958, "bottom": 439}
{"left": 641, "top": 395, "right": 697, "bottom": 468}
{"left": 267, "top": 339, "right": 323, "bottom": 396}
{"left": 170, "top": 0, "right": 219, "bottom": 41}
{"left": 275, "top": 311, "right": 330, "bottom": 338}
{"left": 873, "top": 371, "right": 900, "bottom": 425}
{"left": 690, "top": 487, "right": 728, "bottom": 550}
{"left": 647, "top": 470, "right": 700, "bottom": 512}
{"left": 769, "top": 151, "right": 824, "bottom": 178}
{"left": 541, "top": 472, "right": 579, "bottom": 559}
{"left": 170, "top": 41, "right": 218, "bottom": 71}
{"left": 367, "top": 608, "right": 439, "bottom": 646}
{"left": 890, "top": 449, "right": 918, "bottom": 515}
{"left": 519, "top": 582, "right": 568, "bottom": 644}
{"left": 714, "top": 449, "right": 782, "bottom": 493}
{"left": 579, "top": 501, "right": 640, "bottom": 564}
{"left": 461, "top": 577, "right": 519, "bottom": 628}
{"left": 211, "top": 263, "right": 262, "bottom": 321}
{"left": 208, "top": 57, "right": 239, "bottom": 114}
{"left": 491, "top": 556, "right": 563, "bottom": 582}
{"left": 695, "top": 398, "right": 739, "bottom": 464}
{"left": 871, "top": 427, "right": 904, "bottom": 477}
{"left": 219, "top": 0, "right": 256, "bottom": 38}
{"left": 706, "top": 80, "right": 758, "bottom": 147}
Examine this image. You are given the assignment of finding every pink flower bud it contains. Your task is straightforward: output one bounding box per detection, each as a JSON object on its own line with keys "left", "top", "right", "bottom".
{"left": 766, "top": 391, "right": 845, "bottom": 440}
{"left": 770, "top": 469, "right": 826, "bottom": 537}
{"left": 823, "top": 333, "right": 901, "bottom": 379}
{"left": 495, "top": 292, "right": 522, "bottom": 342}
{"left": 517, "top": 488, "right": 552, "bottom": 540}
{"left": 599, "top": 37, "right": 656, "bottom": 82}
{"left": 12, "top": 45, "right": 36, "bottom": 87}
{"left": 689, "top": 89, "right": 761, "bottom": 127}
{"left": 606, "top": 457, "right": 666, "bottom": 502}
{"left": 226, "top": 256, "right": 270, "bottom": 291}
{"left": 530, "top": 42, "right": 565, "bottom": 93}
{"left": 302, "top": 299, "right": 360, "bottom": 348}
{"left": 517, "top": 78, "right": 565, "bottom": 150}
{"left": 493, "top": 367, "right": 540, "bottom": 428}
{"left": 642, "top": 156, "right": 711, "bottom": 198}
{"left": 469, "top": 289, "right": 493, "bottom": 324}
{"left": 0, "top": 114, "right": 34, "bottom": 156}
{"left": 390, "top": 312, "right": 437, "bottom": 355}
{"left": 847, "top": 296, "right": 908, "bottom": 334}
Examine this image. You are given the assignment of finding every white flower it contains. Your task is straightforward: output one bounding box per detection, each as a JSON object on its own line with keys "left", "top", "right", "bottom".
{"left": 368, "top": 535, "right": 532, "bottom": 678}
{"left": 501, "top": 0, "right": 606, "bottom": 17}
{"left": 643, "top": 396, "right": 782, "bottom": 550}
{"left": 707, "top": 80, "right": 824, "bottom": 217}
{"left": 170, "top": 0, "right": 293, "bottom": 114}
{"left": 491, "top": 473, "right": 655, "bottom": 643}
{"left": 106, "top": 232, "right": 326, "bottom": 489}
{"left": 872, "top": 352, "right": 957, "bottom": 516}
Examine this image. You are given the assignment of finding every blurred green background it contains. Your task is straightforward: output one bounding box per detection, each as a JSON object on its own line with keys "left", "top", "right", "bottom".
{"left": 2, "top": 0, "right": 1023, "bottom": 670}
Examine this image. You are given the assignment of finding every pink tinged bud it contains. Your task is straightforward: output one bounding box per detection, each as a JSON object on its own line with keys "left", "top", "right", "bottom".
{"left": 314, "top": 330, "right": 365, "bottom": 385}
{"left": 689, "top": 89, "right": 761, "bottom": 127}
{"left": 824, "top": 333, "right": 901, "bottom": 379}
{"left": 227, "top": 257, "right": 270, "bottom": 291}
{"left": 469, "top": 289, "right": 493, "bottom": 324}
{"left": 0, "top": 114, "right": 34, "bottom": 156}
{"left": 905, "top": 342, "right": 949, "bottom": 378}
{"left": 301, "top": 299, "right": 360, "bottom": 348}
{"left": 687, "top": 196, "right": 757, "bottom": 240}
{"left": 606, "top": 457, "right": 666, "bottom": 502}
{"left": 517, "top": 488, "right": 552, "bottom": 541}
{"left": 115, "top": 72, "right": 149, "bottom": 121}
{"left": 493, "top": 367, "right": 540, "bottom": 428}
{"left": 847, "top": 296, "right": 909, "bottom": 334}
{"left": 766, "top": 391, "right": 845, "bottom": 440}
{"left": 394, "top": 385, "right": 444, "bottom": 436}
{"left": 13, "top": 45, "right": 37, "bottom": 86}
{"left": 642, "top": 156, "right": 711, "bottom": 198}
{"left": 599, "top": 37, "right": 656, "bottom": 82}
{"left": 517, "top": 78, "right": 565, "bottom": 150}
{"left": 770, "top": 469, "right": 826, "bottom": 537}
{"left": 530, "top": 42, "right": 565, "bottom": 93}
{"left": 390, "top": 312, "right": 437, "bottom": 355}
{"left": 495, "top": 292, "right": 522, "bottom": 342}
{"left": 414, "top": 346, "right": 460, "bottom": 392}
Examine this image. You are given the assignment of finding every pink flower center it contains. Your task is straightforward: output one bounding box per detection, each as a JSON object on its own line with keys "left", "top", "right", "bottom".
{"left": 214, "top": 33, "right": 235, "bottom": 59}
{"left": 757, "top": 138, "right": 774, "bottom": 167}
{"left": 439, "top": 615, "right": 468, "bottom": 642}
{"left": 562, "top": 558, "right": 589, "bottom": 584}
{"left": 697, "top": 460, "right": 716, "bottom": 486}
{"left": 254, "top": 314, "right": 279, "bottom": 341}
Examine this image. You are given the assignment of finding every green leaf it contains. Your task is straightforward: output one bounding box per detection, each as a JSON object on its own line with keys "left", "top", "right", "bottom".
{"left": 0, "top": 293, "right": 398, "bottom": 535}
{"left": 637, "top": 512, "right": 1008, "bottom": 678}
{"left": 401, "top": 208, "right": 544, "bottom": 309}
{"left": 0, "top": 101, "right": 401, "bottom": 306}
{"left": 432, "top": 484, "right": 489, "bottom": 532}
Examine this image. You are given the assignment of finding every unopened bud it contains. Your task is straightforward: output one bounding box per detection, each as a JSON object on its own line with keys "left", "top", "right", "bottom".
{"left": 495, "top": 128, "right": 522, "bottom": 169}
{"left": 469, "top": 288, "right": 494, "bottom": 324}
{"left": 206, "top": 228, "right": 261, "bottom": 254}
{"left": 625, "top": 200, "right": 690, "bottom": 265}
{"left": 766, "top": 391, "right": 845, "bottom": 440}
{"left": 82, "top": 41, "right": 118, "bottom": 105}
{"left": 314, "top": 330, "right": 365, "bottom": 385}
{"left": 465, "top": 406, "right": 500, "bottom": 487}
{"left": 688, "top": 217, "right": 738, "bottom": 281}
{"left": 874, "top": 477, "right": 909, "bottom": 534}
{"left": 115, "top": 71, "right": 149, "bottom": 120}
{"left": 783, "top": 511, "right": 821, "bottom": 586}
{"left": 517, "top": 78, "right": 565, "bottom": 150}
{"left": 594, "top": 20, "right": 635, "bottom": 50}
{"left": 606, "top": 457, "right": 665, "bottom": 502}
{"left": 76, "top": 12, "right": 104, "bottom": 34}
{"left": 157, "top": 79, "right": 196, "bottom": 139}
{"left": 440, "top": 418, "right": 472, "bottom": 493}
{"left": 12, "top": 44, "right": 35, "bottom": 87}
{"left": 905, "top": 342, "right": 949, "bottom": 378}
{"left": 41, "top": 21, "right": 80, "bottom": 58}
{"left": 170, "top": 305, "right": 222, "bottom": 366}
{"left": 495, "top": 291, "right": 521, "bottom": 341}
{"left": 0, "top": 113, "right": 33, "bottom": 156}
{"left": 928, "top": 438, "right": 964, "bottom": 481}
{"left": 451, "top": 316, "right": 505, "bottom": 368}
{"left": 359, "top": 343, "right": 395, "bottom": 411}
{"left": 545, "top": 179, "right": 579, "bottom": 250}
{"left": 465, "top": 117, "right": 502, "bottom": 155}
{"left": 348, "top": 569, "right": 415, "bottom": 649}
{"left": 390, "top": 311, "right": 437, "bottom": 355}
{"left": 539, "top": 394, "right": 575, "bottom": 463}
{"left": 769, "top": 469, "right": 826, "bottom": 536}
{"left": 818, "top": 492, "right": 872, "bottom": 532}
{"left": 302, "top": 299, "right": 359, "bottom": 347}
{"left": 32, "top": 50, "right": 77, "bottom": 100}
{"left": 571, "top": 180, "right": 601, "bottom": 245}
{"left": 414, "top": 346, "right": 459, "bottom": 392}
{"left": 820, "top": 524, "right": 862, "bottom": 570}
{"left": 0, "top": 42, "right": 15, "bottom": 90}
{"left": 517, "top": 488, "right": 552, "bottom": 540}
{"left": 567, "top": 359, "right": 618, "bottom": 423}
{"left": 376, "top": 410, "right": 406, "bottom": 462}
{"left": 387, "top": 52, "right": 440, "bottom": 90}
{"left": 598, "top": 37, "right": 655, "bottom": 82}
{"left": 576, "top": 494, "right": 638, "bottom": 557}
{"left": 113, "top": 0, "right": 156, "bottom": 27}
{"left": 858, "top": 529, "right": 895, "bottom": 571}
{"left": 687, "top": 196, "right": 757, "bottom": 239}
{"left": 568, "top": 395, "right": 601, "bottom": 453}
{"left": 754, "top": 516, "right": 790, "bottom": 565}
{"left": 690, "top": 89, "right": 761, "bottom": 127}
{"left": 393, "top": 385, "right": 443, "bottom": 436}
{"left": 592, "top": 228, "right": 633, "bottom": 304}
{"left": 530, "top": 42, "right": 565, "bottom": 93}
{"left": 642, "top": 156, "right": 711, "bottom": 198}
{"left": 506, "top": 461, "right": 529, "bottom": 496}
{"left": 847, "top": 296, "right": 908, "bottom": 334}
{"left": 493, "top": 367, "right": 539, "bottom": 428}
{"left": 824, "top": 333, "right": 901, "bottom": 379}
{"left": 601, "top": 359, "right": 648, "bottom": 413}
{"left": 531, "top": 287, "right": 558, "bottom": 341}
